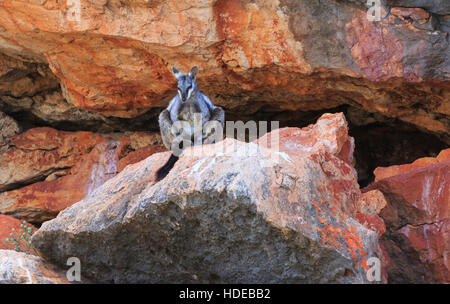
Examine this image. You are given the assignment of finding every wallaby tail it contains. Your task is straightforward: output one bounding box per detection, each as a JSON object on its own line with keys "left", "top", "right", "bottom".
{"left": 156, "top": 154, "right": 179, "bottom": 181}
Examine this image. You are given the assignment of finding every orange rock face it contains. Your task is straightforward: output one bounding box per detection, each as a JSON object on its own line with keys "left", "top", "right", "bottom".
{"left": 0, "top": 111, "right": 20, "bottom": 145}
{"left": 259, "top": 113, "right": 390, "bottom": 280}
{"left": 374, "top": 148, "right": 450, "bottom": 181}
{"left": 365, "top": 150, "right": 450, "bottom": 283}
{"left": 0, "top": 1, "right": 447, "bottom": 141}
{"left": 0, "top": 128, "right": 164, "bottom": 223}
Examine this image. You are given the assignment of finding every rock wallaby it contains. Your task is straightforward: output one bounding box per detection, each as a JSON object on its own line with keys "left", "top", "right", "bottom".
{"left": 156, "top": 66, "right": 225, "bottom": 181}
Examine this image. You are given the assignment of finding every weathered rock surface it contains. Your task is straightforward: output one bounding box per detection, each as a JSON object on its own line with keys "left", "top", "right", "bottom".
{"left": 0, "top": 0, "right": 446, "bottom": 285}
{"left": 374, "top": 148, "right": 450, "bottom": 181}
{"left": 32, "top": 113, "right": 386, "bottom": 283}
{"left": 0, "top": 111, "right": 20, "bottom": 145}
{"left": 0, "top": 0, "right": 448, "bottom": 141}
{"left": 0, "top": 52, "right": 163, "bottom": 133}
{"left": 365, "top": 150, "right": 449, "bottom": 283}
{"left": 0, "top": 127, "right": 105, "bottom": 192}
{"left": 385, "top": 0, "right": 450, "bottom": 15}
{"left": 0, "top": 250, "right": 68, "bottom": 284}
{"left": 355, "top": 190, "right": 387, "bottom": 238}
{"left": 0, "top": 128, "right": 163, "bottom": 223}
{"left": 0, "top": 215, "right": 36, "bottom": 251}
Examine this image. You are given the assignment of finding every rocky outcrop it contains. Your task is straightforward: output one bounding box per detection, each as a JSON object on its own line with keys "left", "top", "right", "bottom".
{"left": 385, "top": 0, "right": 450, "bottom": 15}
{"left": 0, "top": 1, "right": 448, "bottom": 142}
{"left": 0, "top": 127, "right": 105, "bottom": 193}
{"left": 31, "top": 113, "right": 387, "bottom": 283}
{"left": 0, "top": 128, "right": 163, "bottom": 223}
{"left": 365, "top": 149, "right": 449, "bottom": 283}
{"left": 0, "top": 0, "right": 447, "bottom": 285}
{"left": 0, "top": 250, "right": 68, "bottom": 284}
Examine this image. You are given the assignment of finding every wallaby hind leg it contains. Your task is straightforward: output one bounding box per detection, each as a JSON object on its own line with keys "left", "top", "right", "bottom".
{"left": 203, "top": 106, "right": 225, "bottom": 144}
{"left": 159, "top": 109, "right": 176, "bottom": 151}
{"left": 209, "top": 107, "right": 225, "bottom": 127}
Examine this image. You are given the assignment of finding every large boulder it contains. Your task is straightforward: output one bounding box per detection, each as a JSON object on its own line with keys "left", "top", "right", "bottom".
{"left": 364, "top": 149, "right": 449, "bottom": 283}
{"left": 0, "top": 250, "right": 68, "bottom": 284}
{"left": 32, "top": 113, "right": 387, "bottom": 283}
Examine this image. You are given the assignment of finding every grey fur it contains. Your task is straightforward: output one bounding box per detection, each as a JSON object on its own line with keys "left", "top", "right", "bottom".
{"left": 159, "top": 66, "right": 225, "bottom": 152}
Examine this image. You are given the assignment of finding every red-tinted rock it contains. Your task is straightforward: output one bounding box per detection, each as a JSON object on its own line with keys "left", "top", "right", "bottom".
{"left": 354, "top": 190, "right": 388, "bottom": 280}
{"left": 365, "top": 151, "right": 450, "bottom": 283}
{"left": 0, "top": 141, "right": 120, "bottom": 223}
{"left": 257, "top": 113, "right": 363, "bottom": 219}
{"left": 0, "top": 127, "right": 105, "bottom": 192}
{"left": 118, "top": 145, "right": 165, "bottom": 173}
{"left": 0, "top": 250, "right": 69, "bottom": 284}
{"left": 391, "top": 7, "right": 430, "bottom": 21}
{"left": 355, "top": 213, "right": 386, "bottom": 239}
{"left": 0, "top": 128, "right": 164, "bottom": 223}
{"left": 374, "top": 148, "right": 450, "bottom": 181}
{"left": 0, "top": 111, "right": 20, "bottom": 145}
{"left": 357, "top": 190, "right": 387, "bottom": 215}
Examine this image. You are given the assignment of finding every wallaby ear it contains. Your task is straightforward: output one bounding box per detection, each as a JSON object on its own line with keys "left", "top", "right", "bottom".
{"left": 189, "top": 66, "right": 199, "bottom": 79}
{"left": 172, "top": 66, "right": 181, "bottom": 79}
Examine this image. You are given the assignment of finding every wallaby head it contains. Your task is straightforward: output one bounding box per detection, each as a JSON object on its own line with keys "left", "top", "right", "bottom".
{"left": 172, "top": 66, "right": 199, "bottom": 102}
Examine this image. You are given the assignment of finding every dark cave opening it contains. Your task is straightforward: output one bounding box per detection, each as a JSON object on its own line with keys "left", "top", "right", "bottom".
{"left": 225, "top": 104, "right": 448, "bottom": 187}
{"left": 349, "top": 120, "right": 447, "bottom": 187}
